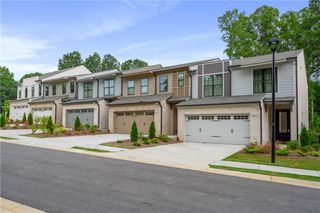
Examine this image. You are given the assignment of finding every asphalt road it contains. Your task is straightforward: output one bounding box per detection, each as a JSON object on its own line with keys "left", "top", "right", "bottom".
{"left": 1, "top": 142, "right": 319, "bottom": 213}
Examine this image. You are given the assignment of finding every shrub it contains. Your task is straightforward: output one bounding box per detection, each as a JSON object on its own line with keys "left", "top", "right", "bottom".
{"left": 27, "top": 113, "right": 33, "bottom": 125}
{"left": 311, "top": 143, "right": 320, "bottom": 151}
{"left": 300, "top": 127, "right": 310, "bottom": 147}
{"left": 309, "top": 151, "right": 320, "bottom": 157}
{"left": 54, "top": 127, "right": 66, "bottom": 134}
{"left": 244, "top": 147, "right": 260, "bottom": 153}
{"left": 46, "top": 116, "right": 54, "bottom": 134}
{"left": 22, "top": 113, "right": 26, "bottom": 123}
{"left": 89, "top": 125, "right": 98, "bottom": 133}
{"left": 143, "top": 139, "right": 150, "bottom": 145}
{"left": 74, "top": 116, "right": 81, "bottom": 131}
{"left": 276, "top": 148, "right": 289, "bottom": 156}
{"left": 287, "top": 140, "right": 300, "bottom": 150}
{"left": 139, "top": 132, "right": 144, "bottom": 139}
{"left": 130, "top": 121, "right": 139, "bottom": 142}
{"left": 309, "top": 128, "right": 318, "bottom": 144}
{"left": 258, "top": 142, "right": 280, "bottom": 154}
{"left": 159, "top": 134, "right": 170, "bottom": 142}
{"left": 117, "top": 140, "right": 123, "bottom": 143}
{"left": 297, "top": 150, "right": 307, "bottom": 157}
{"left": 300, "top": 145, "right": 313, "bottom": 153}
{"left": 149, "top": 121, "right": 156, "bottom": 139}
{"left": 30, "top": 125, "right": 39, "bottom": 134}
{"left": 0, "top": 113, "right": 6, "bottom": 128}
{"left": 132, "top": 142, "right": 141, "bottom": 146}
{"left": 150, "top": 138, "right": 159, "bottom": 144}
{"left": 84, "top": 124, "right": 91, "bottom": 129}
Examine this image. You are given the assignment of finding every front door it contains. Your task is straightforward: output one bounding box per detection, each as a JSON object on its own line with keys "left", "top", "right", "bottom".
{"left": 276, "top": 109, "right": 291, "bottom": 141}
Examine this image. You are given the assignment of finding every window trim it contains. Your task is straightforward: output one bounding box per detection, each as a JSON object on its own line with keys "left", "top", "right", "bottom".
{"left": 52, "top": 84, "right": 56, "bottom": 96}
{"left": 204, "top": 74, "right": 223, "bottom": 97}
{"left": 127, "top": 80, "right": 135, "bottom": 95}
{"left": 104, "top": 79, "right": 115, "bottom": 96}
{"left": 253, "top": 67, "right": 278, "bottom": 93}
{"left": 70, "top": 82, "right": 75, "bottom": 93}
{"left": 140, "top": 78, "right": 148, "bottom": 94}
{"left": 178, "top": 73, "right": 184, "bottom": 87}
{"left": 159, "top": 75, "right": 168, "bottom": 93}
{"left": 45, "top": 85, "right": 49, "bottom": 96}
{"left": 83, "top": 82, "right": 93, "bottom": 98}
{"left": 62, "top": 83, "right": 67, "bottom": 94}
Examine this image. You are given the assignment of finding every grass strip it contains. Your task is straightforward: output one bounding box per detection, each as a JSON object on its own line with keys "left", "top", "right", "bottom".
{"left": 72, "top": 146, "right": 109, "bottom": 153}
{"left": 0, "top": 136, "right": 17, "bottom": 140}
{"left": 210, "top": 165, "right": 320, "bottom": 182}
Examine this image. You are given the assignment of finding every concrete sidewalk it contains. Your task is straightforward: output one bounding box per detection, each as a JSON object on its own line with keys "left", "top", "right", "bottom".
{"left": 211, "top": 161, "right": 320, "bottom": 177}
{"left": 0, "top": 197, "right": 45, "bottom": 213}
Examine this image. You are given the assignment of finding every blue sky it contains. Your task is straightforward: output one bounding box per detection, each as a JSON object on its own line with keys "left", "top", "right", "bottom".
{"left": 1, "top": 0, "right": 308, "bottom": 80}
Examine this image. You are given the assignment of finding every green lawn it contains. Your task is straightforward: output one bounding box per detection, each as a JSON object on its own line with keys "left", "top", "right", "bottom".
{"left": 224, "top": 152, "right": 320, "bottom": 171}
{"left": 210, "top": 165, "right": 320, "bottom": 182}
{"left": 0, "top": 136, "right": 17, "bottom": 140}
{"left": 72, "top": 146, "right": 109, "bottom": 153}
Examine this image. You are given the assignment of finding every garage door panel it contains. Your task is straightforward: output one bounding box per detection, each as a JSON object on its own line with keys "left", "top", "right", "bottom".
{"left": 114, "top": 111, "right": 154, "bottom": 134}
{"left": 66, "top": 108, "right": 94, "bottom": 127}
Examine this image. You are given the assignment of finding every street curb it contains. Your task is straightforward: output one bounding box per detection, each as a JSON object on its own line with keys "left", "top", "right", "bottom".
{"left": 0, "top": 197, "right": 45, "bottom": 213}
{"left": 1, "top": 140, "right": 320, "bottom": 189}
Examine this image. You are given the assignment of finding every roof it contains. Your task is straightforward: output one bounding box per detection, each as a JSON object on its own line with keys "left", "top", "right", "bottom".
{"left": 61, "top": 97, "right": 116, "bottom": 105}
{"left": 176, "top": 94, "right": 266, "bottom": 107}
{"left": 121, "top": 64, "right": 162, "bottom": 76}
{"left": 76, "top": 69, "right": 120, "bottom": 82}
{"left": 108, "top": 94, "right": 171, "bottom": 106}
{"left": 40, "top": 65, "right": 91, "bottom": 82}
{"left": 167, "top": 96, "right": 190, "bottom": 103}
{"left": 230, "top": 49, "right": 303, "bottom": 68}
{"left": 29, "top": 96, "right": 67, "bottom": 104}
{"left": 153, "top": 58, "right": 220, "bottom": 73}
{"left": 264, "top": 96, "right": 295, "bottom": 103}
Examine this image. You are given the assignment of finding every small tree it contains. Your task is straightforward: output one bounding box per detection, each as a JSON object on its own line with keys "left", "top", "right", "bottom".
{"left": 149, "top": 121, "right": 156, "bottom": 139}
{"left": 130, "top": 121, "right": 138, "bottom": 142}
{"left": 22, "top": 113, "right": 26, "bottom": 123}
{"left": 0, "top": 113, "right": 6, "bottom": 128}
{"left": 300, "top": 127, "right": 310, "bottom": 147}
{"left": 74, "top": 116, "right": 81, "bottom": 131}
{"left": 46, "top": 116, "right": 54, "bottom": 134}
{"left": 27, "top": 113, "right": 33, "bottom": 125}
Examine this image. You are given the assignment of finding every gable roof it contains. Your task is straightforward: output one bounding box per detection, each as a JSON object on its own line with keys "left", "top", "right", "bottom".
{"left": 40, "top": 65, "right": 91, "bottom": 82}
{"left": 76, "top": 69, "right": 120, "bottom": 82}
{"left": 108, "top": 94, "right": 171, "bottom": 106}
{"left": 121, "top": 64, "right": 162, "bottom": 76}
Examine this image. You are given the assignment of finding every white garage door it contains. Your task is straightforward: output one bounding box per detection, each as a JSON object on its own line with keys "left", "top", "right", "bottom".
{"left": 33, "top": 107, "right": 53, "bottom": 119}
{"left": 185, "top": 114, "right": 250, "bottom": 145}
{"left": 66, "top": 108, "right": 94, "bottom": 127}
{"left": 11, "top": 105, "right": 29, "bottom": 121}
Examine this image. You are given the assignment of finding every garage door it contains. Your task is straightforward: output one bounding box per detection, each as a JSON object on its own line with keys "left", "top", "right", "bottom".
{"left": 185, "top": 114, "right": 250, "bottom": 144}
{"left": 66, "top": 108, "right": 94, "bottom": 127}
{"left": 114, "top": 111, "right": 154, "bottom": 134}
{"left": 11, "top": 105, "right": 29, "bottom": 121}
{"left": 33, "top": 107, "right": 53, "bottom": 119}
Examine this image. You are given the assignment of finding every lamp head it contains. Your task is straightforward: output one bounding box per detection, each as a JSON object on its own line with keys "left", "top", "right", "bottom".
{"left": 268, "top": 38, "right": 279, "bottom": 52}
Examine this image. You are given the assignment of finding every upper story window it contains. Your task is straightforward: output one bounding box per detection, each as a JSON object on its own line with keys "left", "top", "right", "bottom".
{"left": 141, "top": 79, "right": 148, "bottom": 94}
{"left": 178, "top": 73, "right": 184, "bottom": 87}
{"left": 45, "top": 85, "right": 49, "bottom": 96}
{"left": 39, "top": 84, "right": 42, "bottom": 96}
{"left": 159, "top": 75, "right": 168, "bottom": 92}
{"left": 253, "top": 68, "right": 278, "bottom": 93}
{"left": 52, "top": 84, "right": 56, "bottom": 95}
{"left": 70, "top": 82, "right": 75, "bottom": 93}
{"left": 128, "top": 80, "right": 135, "bottom": 95}
{"left": 18, "top": 90, "right": 21, "bottom": 99}
{"left": 83, "top": 82, "right": 93, "bottom": 98}
{"left": 31, "top": 86, "right": 35, "bottom": 97}
{"left": 25, "top": 87, "right": 28, "bottom": 98}
{"left": 62, "top": 83, "right": 66, "bottom": 94}
{"left": 204, "top": 74, "right": 223, "bottom": 97}
{"left": 104, "top": 79, "right": 115, "bottom": 96}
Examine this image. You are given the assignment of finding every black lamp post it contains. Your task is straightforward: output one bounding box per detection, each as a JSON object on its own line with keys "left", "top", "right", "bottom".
{"left": 268, "top": 38, "right": 279, "bottom": 163}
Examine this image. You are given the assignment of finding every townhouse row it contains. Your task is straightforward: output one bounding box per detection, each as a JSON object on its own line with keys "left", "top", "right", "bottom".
{"left": 10, "top": 49, "right": 309, "bottom": 144}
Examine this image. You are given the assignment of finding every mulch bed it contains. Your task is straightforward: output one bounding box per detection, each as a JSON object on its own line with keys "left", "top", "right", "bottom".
{"left": 101, "top": 139, "right": 182, "bottom": 149}
{"left": 27, "top": 129, "right": 105, "bottom": 138}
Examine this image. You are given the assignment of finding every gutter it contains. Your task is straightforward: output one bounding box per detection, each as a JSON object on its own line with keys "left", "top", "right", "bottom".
{"left": 96, "top": 100, "right": 100, "bottom": 128}
{"left": 156, "top": 101, "right": 163, "bottom": 134}
{"left": 53, "top": 101, "right": 57, "bottom": 123}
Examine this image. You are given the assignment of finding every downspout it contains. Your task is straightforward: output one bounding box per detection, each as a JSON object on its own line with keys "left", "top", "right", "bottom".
{"left": 189, "top": 73, "right": 193, "bottom": 99}
{"left": 96, "top": 100, "right": 100, "bottom": 128}
{"left": 75, "top": 82, "right": 78, "bottom": 99}
{"left": 154, "top": 74, "right": 157, "bottom": 95}
{"left": 53, "top": 101, "right": 57, "bottom": 123}
{"left": 96, "top": 79, "right": 99, "bottom": 98}
{"left": 157, "top": 101, "right": 163, "bottom": 134}
{"left": 295, "top": 58, "right": 299, "bottom": 141}
{"left": 259, "top": 101, "right": 263, "bottom": 145}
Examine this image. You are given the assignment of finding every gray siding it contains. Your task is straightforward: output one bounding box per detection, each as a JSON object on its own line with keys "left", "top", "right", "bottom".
{"left": 224, "top": 72, "right": 231, "bottom": 96}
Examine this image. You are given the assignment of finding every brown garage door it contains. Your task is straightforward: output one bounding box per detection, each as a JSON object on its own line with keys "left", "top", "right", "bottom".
{"left": 114, "top": 111, "right": 154, "bottom": 134}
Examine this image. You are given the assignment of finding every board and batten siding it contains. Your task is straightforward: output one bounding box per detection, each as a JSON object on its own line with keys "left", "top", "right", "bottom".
{"left": 231, "top": 61, "right": 296, "bottom": 98}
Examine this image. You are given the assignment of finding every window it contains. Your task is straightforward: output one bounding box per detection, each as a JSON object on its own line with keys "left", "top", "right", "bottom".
{"left": 145, "top": 111, "right": 154, "bottom": 116}
{"left": 62, "top": 83, "right": 66, "bottom": 94}
{"left": 70, "top": 82, "right": 75, "bottom": 93}
{"left": 25, "top": 88, "right": 28, "bottom": 98}
{"left": 202, "top": 115, "right": 215, "bottom": 120}
{"left": 253, "top": 68, "right": 278, "bottom": 93}
{"left": 159, "top": 75, "right": 168, "bottom": 92}
{"left": 52, "top": 84, "right": 56, "bottom": 95}
{"left": 83, "top": 82, "right": 93, "bottom": 98}
{"left": 234, "top": 115, "right": 249, "bottom": 120}
{"left": 18, "top": 90, "right": 21, "bottom": 99}
{"left": 45, "top": 86, "right": 49, "bottom": 96}
{"left": 178, "top": 73, "right": 184, "bottom": 87}
{"left": 204, "top": 74, "right": 223, "bottom": 97}
{"left": 128, "top": 80, "right": 135, "bottom": 95}
{"left": 31, "top": 87, "right": 35, "bottom": 97}
{"left": 140, "top": 79, "right": 148, "bottom": 94}
{"left": 104, "top": 79, "right": 115, "bottom": 96}
{"left": 135, "top": 111, "right": 144, "bottom": 116}
{"left": 39, "top": 84, "right": 42, "bottom": 96}
{"left": 187, "top": 115, "right": 199, "bottom": 120}
{"left": 217, "top": 115, "right": 231, "bottom": 120}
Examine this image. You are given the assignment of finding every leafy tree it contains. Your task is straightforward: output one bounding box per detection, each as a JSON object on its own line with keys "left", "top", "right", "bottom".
{"left": 0, "top": 66, "right": 16, "bottom": 109}
{"left": 27, "top": 113, "right": 33, "bottom": 125}
{"left": 0, "top": 113, "right": 6, "bottom": 128}
{"left": 22, "top": 113, "right": 26, "bottom": 123}
{"left": 149, "top": 121, "right": 156, "bottom": 139}
{"left": 83, "top": 52, "right": 101, "bottom": 73}
{"left": 130, "top": 121, "right": 138, "bottom": 142}
{"left": 46, "top": 116, "right": 54, "bottom": 134}
{"left": 1, "top": 100, "right": 10, "bottom": 117}
{"left": 19, "top": 72, "right": 42, "bottom": 83}
{"left": 300, "top": 127, "right": 310, "bottom": 147}
{"left": 58, "top": 51, "right": 83, "bottom": 70}
{"left": 74, "top": 116, "right": 81, "bottom": 131}
{"left": 101, "top": 54, "right": 120, "bottom": 71}
{"left": 121, "top": 59, "right": 148, "bottom": 71}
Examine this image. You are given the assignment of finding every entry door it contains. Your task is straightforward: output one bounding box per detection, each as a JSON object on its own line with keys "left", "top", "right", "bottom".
{"left": 276, "top": 109, "right": 291, "bottom": 141}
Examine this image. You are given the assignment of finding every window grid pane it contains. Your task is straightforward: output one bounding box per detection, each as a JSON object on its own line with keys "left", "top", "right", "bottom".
{"left": 128, "top": 80, "right": 134, "bottom": 95}
{"left": 159, "top": 75, "right": 168, "bottom": 92}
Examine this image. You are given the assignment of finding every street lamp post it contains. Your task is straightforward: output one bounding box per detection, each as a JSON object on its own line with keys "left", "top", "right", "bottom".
{"left": 268, "top": 38, "right": 279, "bottom": 163}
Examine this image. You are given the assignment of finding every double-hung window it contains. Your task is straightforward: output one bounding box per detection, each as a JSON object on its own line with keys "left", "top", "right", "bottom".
{"left": 18, "top": 90, "right": 21, "bottom": 99}
{"left": 25, "top": 88, "right": 28, "bottom": 98}
{"left": 140, "top": 79, "right": 148, "bottom": 94}
{"left": 45, "top": 86, "right": 49, "bottom": 96}
{"left": 104, "top": 79, "right": 115, "bottom": 96}
{"left": 31, "top": 86, "right": 35, "bottom": 97}
{"left": 159, "top": 75, "right": 168, "bottom": 92}
{"left": 128, "top": 80, "right": 135, "bottom": 95}
{"left": 204, "top": 74, "right": 223, "bottom": 97}
{"left": 83, "top": 82, "right": 93, "bottom": 98}
{"left": 253, "top": 68, "right": 278, "bottom": 93}
{"left": 178, "top": 73, "right": 184, "bottom": 87}
{"left": 62, "top": 83, "right": 66, "bottom": 94}
{"left": 70, "top": 82, "right": 75, "bottom": 93}
{"left": 39, "top": 84, "right": 42, "bottom": 96}
{"left": 52, "top": 84, "right": 56, "bottom": 95}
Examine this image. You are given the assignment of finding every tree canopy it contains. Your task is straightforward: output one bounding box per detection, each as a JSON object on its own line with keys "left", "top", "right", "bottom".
{"left": 83, "top": 52, "right": 101, "bottom": 73}
{"left": 101, "top": 54, "right": 120, "bottom": 71}
{"left": 58, "top": 51, "right": 83, "bottom": 70}
{"left": 0, "top": 66, "right": 16, "bottom": 108}
{"left": 121, "top": 59, "right": 148, "bottom": 71}
{"left": 19, "top": 72, "right": 42, "bottom": 83}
